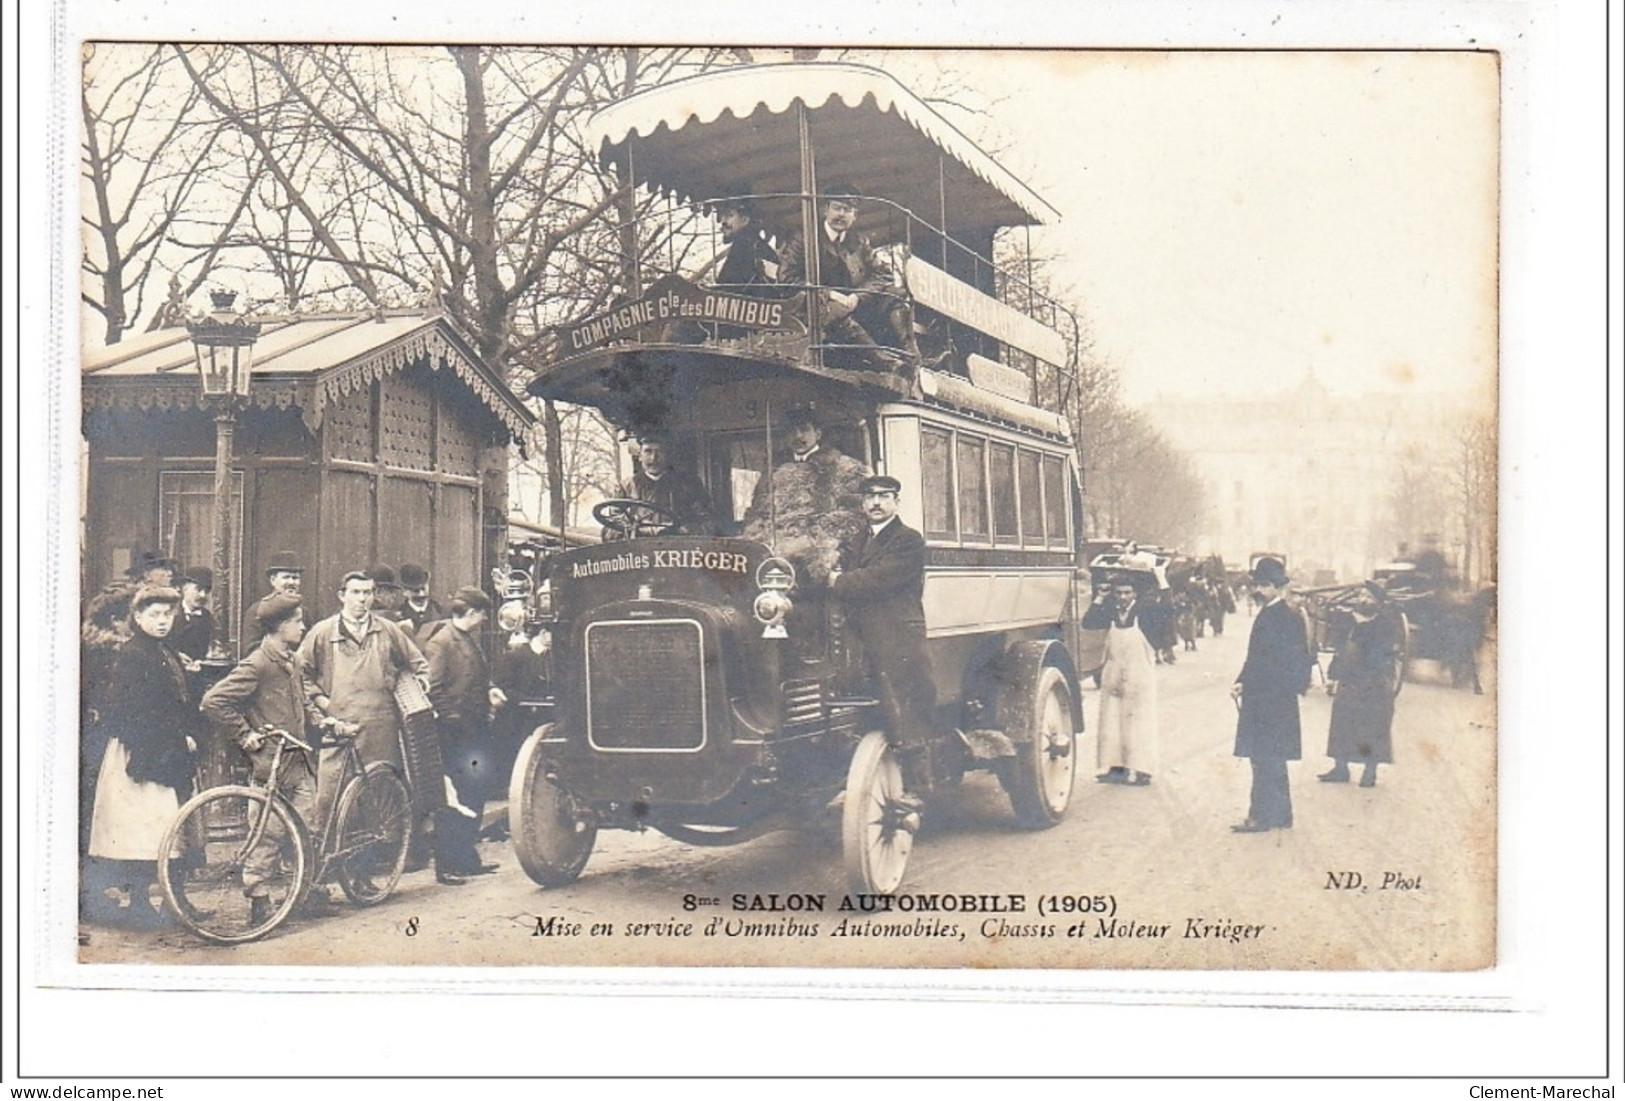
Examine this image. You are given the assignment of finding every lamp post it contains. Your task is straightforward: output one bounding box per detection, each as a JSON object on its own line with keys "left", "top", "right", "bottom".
{"left": 187, "top": 290, "right": 260, "bottom": 656}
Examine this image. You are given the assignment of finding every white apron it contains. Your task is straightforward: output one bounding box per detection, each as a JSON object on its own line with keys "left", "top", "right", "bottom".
{"left": 1096, "top": 619, "right": 1161, "bottom": 775}
{"left": 88, "top": 738, "right": 182, "bottom": 861}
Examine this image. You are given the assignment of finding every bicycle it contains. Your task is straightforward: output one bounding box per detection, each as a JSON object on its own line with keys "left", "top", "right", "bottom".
{"left": 157, "top": 724, "right": 413, "bottom": 944}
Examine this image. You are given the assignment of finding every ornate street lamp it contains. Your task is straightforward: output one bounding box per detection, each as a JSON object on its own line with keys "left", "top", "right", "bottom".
{"left": 187, "top": 290, "right": 260, "bottom": 656}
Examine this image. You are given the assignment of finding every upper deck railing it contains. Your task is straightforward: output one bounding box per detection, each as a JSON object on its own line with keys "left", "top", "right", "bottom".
{"left": 550, "top": 190, "right": 1081, "bottom": 418}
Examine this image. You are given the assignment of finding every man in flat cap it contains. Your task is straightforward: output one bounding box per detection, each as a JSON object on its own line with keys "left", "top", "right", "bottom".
{"left": 777, "top": 184, "right": 919, "bottom": 372}
{"left": 243, "top": 551, "right": 304, "bottom": 651}
{"left": 1230, "top": 556, "right": 1312, "bottom": 832}
{"left": 419, "top": 586, "right": 507, "bottom": 877}
{"left": 829, "top": 474, "right": 936, "bottom": 808}
{"left": 171, "top": 565, "right": 216, "bottom": 664}
{"left": 201, "top": 594, "right": 329, "bottom": 925}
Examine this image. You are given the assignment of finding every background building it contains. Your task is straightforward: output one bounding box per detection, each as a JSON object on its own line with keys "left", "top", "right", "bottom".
{"left": 1141, "top": 371, "right": 1493, "bottom": 584}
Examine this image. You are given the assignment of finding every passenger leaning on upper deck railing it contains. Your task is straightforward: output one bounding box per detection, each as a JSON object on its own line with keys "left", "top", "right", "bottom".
{"left": 776, "top": 184, "right": 920, "bottom": 373}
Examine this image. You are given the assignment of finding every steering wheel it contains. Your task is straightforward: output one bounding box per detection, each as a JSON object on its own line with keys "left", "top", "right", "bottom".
{"left": 593, "top": 498, "right": 679, "bottom": 542}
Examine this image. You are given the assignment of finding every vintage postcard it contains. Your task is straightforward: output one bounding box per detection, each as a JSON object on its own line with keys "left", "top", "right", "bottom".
{"left": 18, "top": 0, "right": 1621, "bottom": 1081}
{"left": 57, "top": 42, "right": 1506, "bottom": 978}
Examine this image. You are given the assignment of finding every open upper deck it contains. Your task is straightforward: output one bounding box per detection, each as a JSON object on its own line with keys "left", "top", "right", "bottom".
{"left": 531, "top": 63, "right": 1080, "bottom": 432}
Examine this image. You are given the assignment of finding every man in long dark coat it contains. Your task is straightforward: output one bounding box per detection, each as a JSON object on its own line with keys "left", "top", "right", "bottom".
{"left": 420, "top": 586, "right": 507, "bottom": 877}
{"left": 830, "top": 474, "right": 936, "bottom": 806}
{"left": 1230, "top": 556, "right": 1311, "bottom": 832}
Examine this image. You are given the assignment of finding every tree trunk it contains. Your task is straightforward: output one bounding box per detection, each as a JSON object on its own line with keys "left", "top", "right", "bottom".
{"left": 542, "top": 399, "right": 567, "bottom": 532}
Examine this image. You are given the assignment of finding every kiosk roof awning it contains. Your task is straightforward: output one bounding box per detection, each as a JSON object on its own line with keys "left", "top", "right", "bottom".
{"left": 82, "top": 311, "right": 534, "bottom": 439}
{"left": 588, "top": 63, "right": 1059, "bottom": 240}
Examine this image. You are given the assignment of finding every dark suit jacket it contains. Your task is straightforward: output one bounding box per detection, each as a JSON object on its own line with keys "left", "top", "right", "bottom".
{"left": 1233, "top": 598, "right": 1311, "bottom": 760}
{"left": 777, "top": 228, "right": 891, "bottom": 295}
{"left": 170, "top": 606, "right": 214, "bottom": 661}
{"left": 420, "top": 620, "right": 492, "bottom": 726}
{"left": 831, "top": 518, "right": 934, "bottom": 713}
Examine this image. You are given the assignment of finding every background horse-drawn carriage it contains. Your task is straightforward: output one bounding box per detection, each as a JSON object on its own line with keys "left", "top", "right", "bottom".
{"left": 1301, "top": 573, "right": 1493, "bottom": 694}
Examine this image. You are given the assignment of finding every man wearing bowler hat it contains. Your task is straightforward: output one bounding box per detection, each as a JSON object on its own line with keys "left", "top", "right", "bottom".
{"left": 396, "top": 563, "right": 444, "bottom": 637}
{"left": 829, "top": 474, "right": 936, "bottom": 810}
{"left": 171, "top": 565, "right": 216, "bottom": 662}
{"left": 1230, "top": 556, "right": 1312, "bottom": 832}
{"left": 243, "top": 551, "right": 304, "bottom": 650}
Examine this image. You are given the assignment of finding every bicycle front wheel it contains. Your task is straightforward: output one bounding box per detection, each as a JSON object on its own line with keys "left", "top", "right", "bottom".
{"left": 333, "top": 762, "right": 413, "bottom": 906}
{"left": 158, "top": 785, "right": 309, "bottom": 945}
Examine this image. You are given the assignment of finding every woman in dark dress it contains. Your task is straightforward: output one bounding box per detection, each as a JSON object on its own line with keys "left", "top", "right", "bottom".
{"left": 85, "top": 586, "right": 201, "bottom": 926}
{"left": 1319, "top": 584, "right": 1405, "bottom": 788}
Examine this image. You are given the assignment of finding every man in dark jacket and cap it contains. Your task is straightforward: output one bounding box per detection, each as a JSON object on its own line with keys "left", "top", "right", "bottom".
{"left": 830, "top": 474, "right": 936, "bottom": 810}
{"left": 1230, "top": 556, "right": 1312, "bottom": 832}
{"left": 243, "top": 551, "right": 304, "bottom": 651}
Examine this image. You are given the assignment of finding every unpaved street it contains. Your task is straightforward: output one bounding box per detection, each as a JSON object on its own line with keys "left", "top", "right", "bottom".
{"left": 79, "top": 622, "right": 1495, "bottom": 971}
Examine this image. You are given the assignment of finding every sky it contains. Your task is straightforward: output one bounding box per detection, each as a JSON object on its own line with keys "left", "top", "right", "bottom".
{"left": 872, "top": 49, "right": 1501, "bottom": 405}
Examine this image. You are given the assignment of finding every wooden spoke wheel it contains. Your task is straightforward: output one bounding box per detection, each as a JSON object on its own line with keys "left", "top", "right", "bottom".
{"left": 841, "top": 731, "right": 916, "bottom": 896}
{"left": 509, "top": 726, "right": 597, "bottom": 887}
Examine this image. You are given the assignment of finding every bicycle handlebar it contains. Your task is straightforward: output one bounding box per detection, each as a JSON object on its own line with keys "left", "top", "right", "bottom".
{"left": 260, "top": 727, "right": 315, "bottom": 753}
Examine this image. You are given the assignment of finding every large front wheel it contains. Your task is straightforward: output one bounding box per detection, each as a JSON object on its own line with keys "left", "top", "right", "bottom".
{"left": 842, "top": 731, "right": 915, "bottom": 896}
{"left": 333, "top": 762, "right": 413, "bottom": 906}
{"left": 158, "top": 785, "right": 309, "bottom": 945}
{"left": 509, "top": 725, "right": 597, "bottom": 887}
{"left": 1003, "top": 664, "right": 1078, "bottom": 829}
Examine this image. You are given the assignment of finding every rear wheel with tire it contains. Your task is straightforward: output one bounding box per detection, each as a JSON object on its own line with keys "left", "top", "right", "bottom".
{"left": 841, "top": 731, "right": 915, "bottom": 895}
{"left": 157, "top": 785, "right": 309, "bottom": 945}
{"left": 332, "top": 762, "right": 412, "bottom": 906}
{"left": 1000, "top": 655, "right": 1078, "bottom": 829}
{"left": 509, "top": 725, "right": 597, "bottom": 887}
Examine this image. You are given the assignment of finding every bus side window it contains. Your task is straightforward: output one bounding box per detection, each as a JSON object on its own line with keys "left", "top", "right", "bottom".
{"left": 921, "top": 425, "right": 955, "bottom": 540}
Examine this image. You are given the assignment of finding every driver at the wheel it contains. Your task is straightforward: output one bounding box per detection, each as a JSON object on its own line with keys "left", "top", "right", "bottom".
{"left": 615, "top": 432, "right": 719, "bottom": 536}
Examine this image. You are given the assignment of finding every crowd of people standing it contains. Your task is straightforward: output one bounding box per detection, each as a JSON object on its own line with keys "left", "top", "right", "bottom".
{"left": 79, "top": 552, "right": 507, "bottom": 928}
{"left": 1085, "top": 554, "right": 1406, "bottom": 832}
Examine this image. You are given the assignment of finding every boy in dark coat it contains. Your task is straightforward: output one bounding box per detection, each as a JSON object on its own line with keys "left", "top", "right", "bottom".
{"left": 1230, "top": 557, "right": 1312, "bottom": 832}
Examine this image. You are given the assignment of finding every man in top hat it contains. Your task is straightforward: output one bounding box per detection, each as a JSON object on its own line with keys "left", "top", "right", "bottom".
{"left": 170, "top": 565, "right": 216, "bottom": 663}
{"left": 1230, "top": 556, "right": 1313, "bottom": 832}
{"left": 396, "top": 563, "right": 444, "bottom": 637}
{"left": 777, "top": 184, "right": 919, "bottom": 371}
{"left": 741, "top": 404, "right": 869, "bottom": 584}
{"left": 616, "top": 432, "right": 719, "bottom": 536}
{"left": 243, "top": 551, "right": 304, "bottom": 651}
{"left": 829, "top": 474, "right": 936, "bottom": 807}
